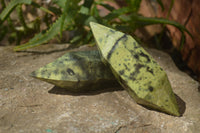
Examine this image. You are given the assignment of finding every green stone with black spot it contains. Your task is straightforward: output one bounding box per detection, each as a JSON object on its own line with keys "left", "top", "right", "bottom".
{"left": 30, "top": 50, "right": 118, "bottom": 92}
{"left": 90, "top": 22, "right": 180, "bottom": 116}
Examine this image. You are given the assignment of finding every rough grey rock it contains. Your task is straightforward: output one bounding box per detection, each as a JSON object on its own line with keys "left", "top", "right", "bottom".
{"left": 0, "top": 44, "right": 199, "bottom": 133}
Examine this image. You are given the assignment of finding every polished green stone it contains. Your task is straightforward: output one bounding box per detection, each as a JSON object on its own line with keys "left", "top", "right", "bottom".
{"left": 30, "top": 50, "right": 118, "bottom": 92}
{"left": 90, "top": 22, "right": 180, "bottom": 116}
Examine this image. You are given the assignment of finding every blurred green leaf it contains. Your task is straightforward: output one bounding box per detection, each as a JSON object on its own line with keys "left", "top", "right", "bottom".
{"left": 0, "top": 0, "right": 32, "bottom": 23}
{"left": 130, "top": 14, "right": 192, "bottom": 37}
{"left": 125, "top": 0, "right": 142, "bottom": 12}
{"left": 99, "top": 3, "right": 115, "bottom": 11}
{"left": 52, "top": 0, "right": 67, "bottom": 8}
{"left": 156, "top": 0, "right": 164, "bottom": 11}
{"left": 14, "top": 0, "right": 80, "bottom": 51}
{"left": 83, "top": 0, "right": 94, "bottom": 9}
{"left": 103, "top": 7, "right": 130, "bottom": 21}
{"left": 79, "top": 6, "right": 90, "bottom": 15}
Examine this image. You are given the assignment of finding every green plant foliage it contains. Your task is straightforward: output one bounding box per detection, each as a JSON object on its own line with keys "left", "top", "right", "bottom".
{"left": 0, "top": 0, "right": 32, "bottom": 23}
{"left": 0, "top": 0, "right": 192, "bottom": 51}
{"left": 0, "top": 0, "right": 55, "bottom": 45}
{"left": 52, "top": 0, "right": 67, "bottom": 8}
{"left": 125, "top": 0, "right": 142, "bottom": 12}
{"left": 0, "top": 24, "right": 7, "bottom": 41}
{"left": 14, "top": 16, "right": 63, "bottom": 51}
{"left": 0, "top": 0, "right": 32, "bottom": 44}
{"left": 14, "top": 0, "right": 80, "bottom": 51}
{"left": 16, "top": 5, "right": 28, "bottom": 32}
{"left": 156, "top": 0, "right": 164, "bottom": 11}
{"left": 123, "top": 14, "right": 192, "bottom": 36}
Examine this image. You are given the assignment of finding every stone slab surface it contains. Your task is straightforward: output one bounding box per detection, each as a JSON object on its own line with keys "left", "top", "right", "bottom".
{"left": 0, "top": 44, "right": 199, "bottom": 133}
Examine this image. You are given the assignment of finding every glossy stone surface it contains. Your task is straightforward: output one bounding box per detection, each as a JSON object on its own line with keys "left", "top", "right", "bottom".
{"left": 90, "top": 22, "right": 180, "bottom": 116}
{"left": 30, "top": 50, "right": 118, "bottom": 92}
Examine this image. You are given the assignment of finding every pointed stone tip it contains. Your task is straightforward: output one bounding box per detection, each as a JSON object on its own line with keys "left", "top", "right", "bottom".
{"left": 29, "top": 71, "right": 37, "bottom": 77}
{"left": 170, "top": 109, "right": 180, "bottom": 117}
{"left": 89, "top": 21, "right": 97, "bottom": 26}
{"left": 89, "top": 21, "right": 94, "bottom": 26}
{"left": 89, "top": 22, "right": 105, "bottom": 31}
{"left": 89, "top": 22, "right": 97, "bottom": 30}
{"left": 174, "top": 111, "right": 181, "bottom": 117}
{"left": 30, "top": 70, "right": 42, "bottom": 79}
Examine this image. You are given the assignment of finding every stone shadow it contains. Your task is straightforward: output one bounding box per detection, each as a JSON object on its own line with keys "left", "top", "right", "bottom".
{"left": 49, "top": 86, "right": 186, "bottom": 116}
{"left": 175, "top": 93, "right": 186, "bottom": 116}
{"left": 48, "top": 85, "right": 124, "bottom": 96}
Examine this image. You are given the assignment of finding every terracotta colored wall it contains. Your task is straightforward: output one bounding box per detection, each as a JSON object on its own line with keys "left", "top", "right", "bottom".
{"left": 157, "top": 0, "right": 200, "bottom": 81}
